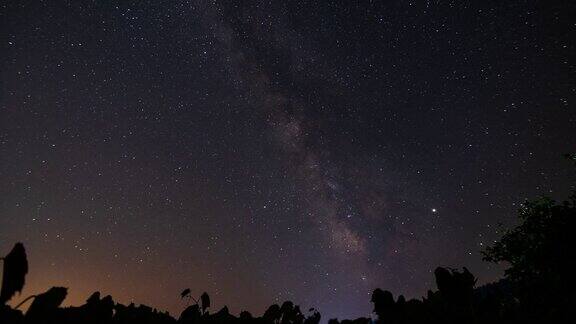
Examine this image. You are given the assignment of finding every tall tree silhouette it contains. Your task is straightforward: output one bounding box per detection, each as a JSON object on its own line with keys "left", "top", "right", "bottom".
{"left": 483, "top": 157, "right": 576, "bottom": 321}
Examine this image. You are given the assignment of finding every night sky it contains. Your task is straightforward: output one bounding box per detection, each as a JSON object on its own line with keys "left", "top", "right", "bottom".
{"left": 1, "top": 0, "right": 575, "bottom": 321}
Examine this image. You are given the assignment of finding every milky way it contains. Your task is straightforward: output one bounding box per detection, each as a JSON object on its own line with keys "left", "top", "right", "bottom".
{"left": 1, "top": 1, "right": 575, "bottom": 321}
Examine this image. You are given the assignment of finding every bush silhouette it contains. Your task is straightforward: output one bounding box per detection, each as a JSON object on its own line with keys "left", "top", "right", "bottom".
{"left": 482, "top": 195, "right": 576, "bottom": 321}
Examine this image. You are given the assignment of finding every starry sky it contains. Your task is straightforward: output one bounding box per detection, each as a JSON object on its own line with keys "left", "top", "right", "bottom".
{"left": 1, "top": 0, "right": 575, "bottom": 321}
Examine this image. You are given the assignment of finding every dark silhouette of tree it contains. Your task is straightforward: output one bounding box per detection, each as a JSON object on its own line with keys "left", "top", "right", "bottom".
{"left": 263, "top": 304, "right": 282, "bottom": 323}
{"left": 482, "top": 196, "right": 576, "bottom": 285}
{"left": 371, "top": 288, "right": 395, "bottom": 323}
{"left": 434, "top": 267, "right": 477, "bottom": 323}
{"left": 239, "top": 310, "right": 253, "bottom": 321}
{"left": 482, "top": 156, "right": 576, "bottom": 321}
{"left": 482, "top": 195, "right": 576, "bottom": 321}
{"left": 303, "top": 308, "right": 320, "bottom": 324}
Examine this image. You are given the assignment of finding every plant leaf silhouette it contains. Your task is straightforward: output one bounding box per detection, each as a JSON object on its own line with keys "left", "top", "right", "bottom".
{"left": 201, "top": 292, "right": 210, "bottom": 312}
{"left": 26, "top": 287, "right": 67, "bottom": 318}
{"left": 181, "top": 288, "right": 191, "bottom": 299}
{"left": 0, "top": 242, "right": 28, "bottom": 304}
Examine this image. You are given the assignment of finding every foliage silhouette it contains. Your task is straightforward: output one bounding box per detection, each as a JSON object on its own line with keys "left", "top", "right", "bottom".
{"left": 482, "top": 193, "right": 576, "bottom": 321}
{"left": 25, "top": 287, "right": 68, "bottom": 322}
{"left": 200, "top": 292, "right": 210, "bottom": 314}
{"left": 0, "top": 155, "right": 574, "bottom": 323}
{"left": 0, "top": 242, "right": 28, "bottom": 304}
{"left": 482, "top": 196, "right": 576, "bottom": 284}
{"left": 181, "top": 289, "right": 191, "bottom": 300}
